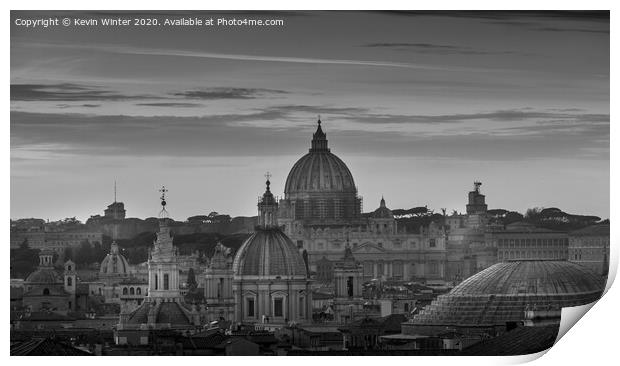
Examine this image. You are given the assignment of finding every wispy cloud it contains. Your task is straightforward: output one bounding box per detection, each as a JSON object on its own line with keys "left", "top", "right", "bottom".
{"left": 17, "top": 41, "right": 501, "bottom": 73}
{"left": 10, "top": 108, "right": 609, "bottom": 161}
{"left": 135, "top": 102, "right": 203, "bottom": 108}
{"left": 171, "top": 88, "right": 287, "bottom": 100}
{"left": 361, "top": 42, "right": 525, "bottom": 56}
{"left": 11, "top": 83, "right": 156, "bottom": 101}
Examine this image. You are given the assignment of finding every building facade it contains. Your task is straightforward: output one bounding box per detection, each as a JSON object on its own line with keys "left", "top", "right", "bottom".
{"left": 568, "top": 224, "right": 610, "bottom": 276}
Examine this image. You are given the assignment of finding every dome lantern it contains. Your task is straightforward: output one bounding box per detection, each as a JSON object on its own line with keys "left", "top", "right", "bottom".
{"left": 310, "top": 117, "right": 329, "bottom": 152}
{"left": 258, "top": 173, "right": 278, "bottom": 228}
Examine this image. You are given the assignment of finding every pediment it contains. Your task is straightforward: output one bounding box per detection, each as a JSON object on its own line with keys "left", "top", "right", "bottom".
{"left": 353, "top": 242, "right": 389, "bottom": 254}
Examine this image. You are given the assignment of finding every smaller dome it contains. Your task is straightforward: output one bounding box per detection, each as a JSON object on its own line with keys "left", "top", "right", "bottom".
{"left": 372, "top": 197, "right": 393, "bottom": 219}
{"left": 100, "top": 242, "right": 130, "bottom": 275}
{"left": 25, "top": 268, "right": 62, "bottom": 284}
{"left": 233, "top": 228, "right": 307, "bottom": 278}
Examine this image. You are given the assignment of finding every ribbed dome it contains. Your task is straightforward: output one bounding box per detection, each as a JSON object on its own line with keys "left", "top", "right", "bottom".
{"left": 100, "top": 242, "right": 130, "bottom": 275}
{"left": 25, "top": 268, "right": 62, "bottom": 284}
{"left": 232, "top": 228, "right": 307, "bottom": 278}
{"left": 410, "top": 261, "right": 604, "bottom": 329}
{"left": 284, "top": 120, "right": 356, "bottom": 196}
{"left": 451, "top": 261, "right": 603, "bottom": 296}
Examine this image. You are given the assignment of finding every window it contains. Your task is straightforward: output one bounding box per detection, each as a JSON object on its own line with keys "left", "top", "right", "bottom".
{"left": 217, "top": 278, "right": 224, "bottom": 298}
{"left": 274, "top": 298, "right": 284, "bottom": 317}
{"left": 429, "top": 239, "right": 436, "bottom": 248}
{"left": 67, "top": 277, "right": 72, "bottom": 286}
{"left": 67, "top": 265, "right": 72, "bottom": 271}
{"left": 347, "top": 276, "right": 354, "bottom": 297}
{"left": 155, "top": 274, "right": 158, "bottom": 290}
{"left": 123, "top": 287, "right": 128, "bottom": 295}
{"left": 299, "top": 297, "right": 305, "bottom": 317}
{"left": 136, "top": 287, "right": 141, "bottom": 295}
{"left": 164, "top": 274, "right": 169, "bottom": 290}
{"left": 247, "top": 298, "right": 255, "bottom": 317}
{"left": 378, "top": 242, "right": 383, "bottom": 248}
{"left": 43, "top": 288, "right": 50, "bottom": 296}
{"left": 297, "top": 240, "right": 304, "bottom": 248}
{"left": 130, "top": 287, "right": 135, "bottom": 295}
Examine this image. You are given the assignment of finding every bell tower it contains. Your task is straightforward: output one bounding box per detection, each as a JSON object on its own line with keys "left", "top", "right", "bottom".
{"left": 204, "top": 242, "right": 235, "bottom": 321}
{"left": 333, "top": 244, "right": 364, "bottom": 324}
{"left": 64, "top": 260, "right": 77, "bottom": 310}
{"left": 147, "top": 186, "right": 182, "bottom": 301}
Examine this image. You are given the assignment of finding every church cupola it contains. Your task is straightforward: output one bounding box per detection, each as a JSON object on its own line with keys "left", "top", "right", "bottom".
{"left": 310, "top": 117, "right": 329, "bottom": 152}
{"left": 38, "top": 250, "right": 54, "bottom": 268}
{"left": 258, "top": 174, "right": 278, "bottom": 228}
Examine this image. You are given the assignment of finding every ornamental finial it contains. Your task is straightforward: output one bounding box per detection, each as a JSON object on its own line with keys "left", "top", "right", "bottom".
{"left": 264, "top": 172, "right": 272, "bottom": 191}
{"left": 159, "top": 185, "right": 169, "bottom": 218}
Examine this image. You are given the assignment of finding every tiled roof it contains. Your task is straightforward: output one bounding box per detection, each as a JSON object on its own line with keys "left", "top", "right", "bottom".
{"left": 156, "top": 302, "right": 191, "bottom": 325}
{"left": 10, "top": 338, "right": 92, "bottom": 356}
{"left": 126, "top": 301, "right": 192, "bottom": 325}
{"left": 460, "top": 325, "right": 559, "bottom": 355}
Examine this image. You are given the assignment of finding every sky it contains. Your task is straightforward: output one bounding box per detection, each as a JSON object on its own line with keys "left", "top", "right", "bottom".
{"left": 10, "top": 11, "right": 610, "bottom": 222}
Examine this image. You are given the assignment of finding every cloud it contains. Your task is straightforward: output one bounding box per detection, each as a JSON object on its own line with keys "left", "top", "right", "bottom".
{"left": 11, "top": 83, "right": 289, "bottom": 104}
{"left": 135, "top": 102, "right": 203, "bottom": 108}
{"left": 341, "top": 109, "right": 609, "bottom": 125}
{"left": 171, "top": 88, "right": 288, "bottom": 100}
{"left": 361, "top": 42, "right": 523, "bottom": 56}
{"left": 10, "top": 107, "right": 609, "bottom": 162}
{"left": 533, "top": 27, "right": 609, "bottom": 34}
{"left": 11, "top": 83, "right": 156, "bottom": 101}
{"left": 377, "top": 10, "right": 609, "bottom": 22}
{"left": 56, "top": 103, "right": 101, "bottom": 109}
{"left": 17, "top": 42, "right": 498, "bottom": 73}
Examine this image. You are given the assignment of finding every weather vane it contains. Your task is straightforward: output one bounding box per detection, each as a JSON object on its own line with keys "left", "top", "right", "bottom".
{"left": 264, "top": 172, "right": 272, "bottom": 191}
{"left": 159, "top": 185, "right": 169, "bottom": 218}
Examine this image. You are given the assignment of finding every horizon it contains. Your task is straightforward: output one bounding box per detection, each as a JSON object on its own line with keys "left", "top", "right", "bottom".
{"left": 11, "top": 11, "right": 610, "bottom": 222}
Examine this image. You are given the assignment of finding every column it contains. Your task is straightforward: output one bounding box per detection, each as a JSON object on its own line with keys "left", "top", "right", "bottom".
{"left": 373, "top": 263, "right": 378, "bottom": 278}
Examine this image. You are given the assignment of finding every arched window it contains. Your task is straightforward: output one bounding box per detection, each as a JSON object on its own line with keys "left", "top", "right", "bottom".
{"left": 43, "top": 288, "right": 50, "bottom": 296}
{"left": 67, "top": 277, "right": 72, "bottom": 286}
{"left": 136, "top": 287, "right": 142, "bottom": 295}
{"left": 67, "top": 265, "right": 72, "bottom": 271}
{"left": 130, "top": 287, "right": 135, "bottom": 295}
{"left": 122, "top": 287, "right": 128, "bottom": 295}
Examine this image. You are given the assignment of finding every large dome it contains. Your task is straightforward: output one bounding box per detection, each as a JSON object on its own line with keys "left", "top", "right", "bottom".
{"left": 284, "top": 120, "right": 357, "bottom": 197}
{"left": 408, "top": 261, "right": 604, "bottom": 332}
{"left": 100, "top": 242, "right": 130, "bottom": 276}
{"left": 25, "top": 268, "right": 62, "bottom": 284}
{"left": 232, "top": 228, "right": 307, "bottom": 278}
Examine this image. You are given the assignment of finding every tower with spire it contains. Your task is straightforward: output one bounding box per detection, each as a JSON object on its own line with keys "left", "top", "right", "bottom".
{"left": 116, "top": 187, "right": 202, "bottom": 345}
{"left": 148, "top": 186, "right": 181, "bottom": 300}
{"left": 104, "top": 180, "right": 126, "bottom": 220}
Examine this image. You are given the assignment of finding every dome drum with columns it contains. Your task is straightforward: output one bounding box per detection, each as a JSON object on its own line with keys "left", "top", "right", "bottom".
{"left": 227, "top": 178, "right": 313, "bottom": 324}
